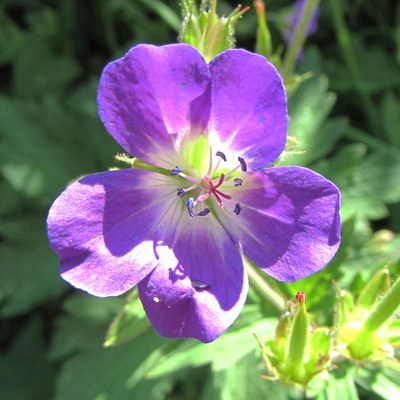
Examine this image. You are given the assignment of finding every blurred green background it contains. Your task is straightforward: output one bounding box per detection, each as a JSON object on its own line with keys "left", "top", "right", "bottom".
{"left": 1, "top": 0, "right": 400, "bottom": 399}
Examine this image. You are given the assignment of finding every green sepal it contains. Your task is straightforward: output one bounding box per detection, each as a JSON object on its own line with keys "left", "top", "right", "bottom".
{"left": 387, "top": 319, "right": 400, "bottom": 347}
{"left": 336, "top": 289, "right": 354, "bottom": 327}
{"left": 356, "top": 268, "right": 390, "bottom": 309}
{"left": 179, "top": 0, "right": 249, "bottom": 62}
{"left": 254, "top": 0, "right": 272, "bottom": 59}
{"left": 282, "top": 295, "right": 310, "bottom": 384}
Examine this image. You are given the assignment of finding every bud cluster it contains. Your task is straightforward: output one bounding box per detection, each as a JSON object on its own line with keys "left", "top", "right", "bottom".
{"left": 257, "top": 269, "right": 400, "bottom": 388}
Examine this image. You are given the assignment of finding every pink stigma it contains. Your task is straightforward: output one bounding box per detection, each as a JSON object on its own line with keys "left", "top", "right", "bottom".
{"left": 200, "top": 174, "right": 232, "bottom": 208}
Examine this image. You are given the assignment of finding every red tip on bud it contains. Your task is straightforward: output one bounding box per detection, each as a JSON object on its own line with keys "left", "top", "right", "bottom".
{"left": 254, "top": 0, "right": 265, "bottom": 13}
{"left": 296, "top": 291, "right": 305, "bottom": 305}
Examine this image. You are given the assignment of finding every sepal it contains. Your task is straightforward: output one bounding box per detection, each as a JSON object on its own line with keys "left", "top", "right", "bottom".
{"left": 179, "top": 0, "right": 249, "bottom": 62}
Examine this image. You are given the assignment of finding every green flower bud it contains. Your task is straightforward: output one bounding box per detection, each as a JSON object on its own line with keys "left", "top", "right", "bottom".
{"left": 179, "top": 0, "right": 249, "bottom": 62}
{"left": 259, "top": 292, "right": 332, "bottom": 387}
{"left": 356, "top": 268, "right": 390, "bottom": 309}
{"left": 337, "top": 272, "right": 400, "bottom": 362}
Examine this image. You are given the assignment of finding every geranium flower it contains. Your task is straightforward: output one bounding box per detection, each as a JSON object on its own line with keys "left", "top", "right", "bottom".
{"left": 285, "top": 0, "right": 320, "bottom": 58}
{"left": 47, "top": 44, "right": 340, "bottom": 343}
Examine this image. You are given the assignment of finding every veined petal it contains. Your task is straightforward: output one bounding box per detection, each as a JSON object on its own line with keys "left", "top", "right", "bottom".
{"left": 219, "top": 166, "right": 341, "bottom": 282}
{"left": 98, "top": 44, "right": 211, "bottom": 168}
{"left": 47, "top": 169, "right": 178, "bottom": 296}
{"left": 208, "top": 49, "right": 287, "bottom": 169}
{"left": 138, "top": 215, "right": 248, "bottom": 342}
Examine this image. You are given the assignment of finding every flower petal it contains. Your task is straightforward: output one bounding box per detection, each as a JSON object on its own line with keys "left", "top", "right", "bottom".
{"left": 219, "top": 166, "right": 341, "bottom": 281}
{"left": 208, "top": 49, "right": 287, "bottom": 169}
{"left": 47, "top": 169, "right": 178, "bottom": 296}
{"left": 98, "top": 44, "right": 211, "bottom": 168}
{"left": 138, "top": 216, "right": 248, "bottom": 342}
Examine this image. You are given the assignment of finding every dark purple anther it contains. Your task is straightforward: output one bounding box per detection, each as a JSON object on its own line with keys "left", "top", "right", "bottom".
{"left": 216, "top": 151, "right": 227, "bottom": 162}
{"left": 186, "top": 197, "right": 196, "bottom": 218}
{"left": 177, "top": 188, "right": 186, "bottom": 197}
{"left": 191, "top": 279, "right": 211, "bottom": 290}
{"left": 170, "top": 166, "right": 182, "bottom": 175}
{"left": 233, "top": 178, "right": 243, "bottom": 187}
{"left": 234, "top": 203, "right": 242, "bottom": 215}
{"left": 238, "top": 157, "right": 247, "bottom": 172}
{"left": 197, "top": 208, "right": 211, "bottom": 216}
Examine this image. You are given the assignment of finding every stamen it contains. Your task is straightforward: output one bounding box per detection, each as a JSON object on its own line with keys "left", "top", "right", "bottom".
{"left": 206, "top": 146, "right": 213, "bottom": 176}
{"left": 186, "top": 197, "right": 196, "bottom": 218}
{"left": 191, "top": 279, "right": 211, "bottom": 290}
{"left": 177, "top": 188, "right": 186, "bottom": 197}
{"left": 170, "top": 166, "right": 182, "bottom": 175}
{"left": 234, "top": 203, "right": 242, "bottom": 215}
{"left": 216, "top": 151, "right": 227, "bottom": 162}
{"left": 197, "top": 208, "right": 211, "bottom": 216}
{"left": 238, "top": 157, "right": 247, "bottom": 172}
{"left": 234, "top": 178, "right": 243, "bottom": 186}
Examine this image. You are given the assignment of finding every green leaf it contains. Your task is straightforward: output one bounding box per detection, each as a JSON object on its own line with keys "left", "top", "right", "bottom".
{"left": 280, "top": 74, "right": 347, "bottom": 166}
{"left": 356, "top": 364, "right": 400, "bottom": 400}
{"left": 326, "top": 39, "right": 400, "bottom": 93}
{"left": 12, "top": 33, "right": 81, "bottom": 98}
{"left": 0, "top": 317, "right": 55, "bottom": 400}
{"left": 53, "top": 330, "right": 168, "bottom": 400}
{"left": 104, "top": 291, "right": 150, "bottom": 347}
{"left": 202, "top": 351, "right": 290, "bottom": 400}
{"left": 146, "top": 312, "right": 277, "bottom": 378}
{"left": 0, "top": 216, "right": 66, "bottom": 316}
{"left": 316, "top": 143, "right": 400, "bottom": 221}
{"left": 312, "top": 364, "right": 359, "bottom": 400}
{"left": 381, "top": 92, "right": 400, "bottom": 149}
{"left": 0, "top": 95, "right": 119, "bottom": 204}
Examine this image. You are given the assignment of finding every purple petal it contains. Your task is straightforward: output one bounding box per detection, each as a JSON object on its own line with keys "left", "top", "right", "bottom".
{"left": 47, "top": 169, "right": 179, "bottom": 296}
{"left": 208, "top": 49, "right": 287, "bottom": 169}
{"left": 138, "top": 216, "right": 248, "bottom": 343}
{"left": 98, "top": 44, "right": 211, "bottom": 168}
{"left": 219, "top": 166, "right": 340, "bottom": 282}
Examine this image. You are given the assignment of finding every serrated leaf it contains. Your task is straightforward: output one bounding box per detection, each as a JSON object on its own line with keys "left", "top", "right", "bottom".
{"left": 146, "top": 314, "right": 277, "bottom": 378}
{"left": 202, "top": 351, "right": 289, "bottom": 400}
{"left": 280, "top": 74, "right": 343, "bottom": 166}
{"left": 313, "top": 364, "right": 359, "bottom": 400}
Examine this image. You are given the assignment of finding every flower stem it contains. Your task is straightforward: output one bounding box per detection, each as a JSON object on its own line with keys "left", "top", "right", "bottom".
{"left": 281, "top": 0, "right": 320, "bottom": 80}
{"left": 244, "top": 258, "right": 285, "bottom": 312}
{"left": 364, "top": 274, "right": 400, "bottom": 332}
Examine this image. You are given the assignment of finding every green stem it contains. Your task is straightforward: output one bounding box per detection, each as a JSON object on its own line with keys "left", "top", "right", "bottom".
{"left": 245, "top": 258, "right": 285, "bottom": 312}
{"left": 281, "top": 0, "right": 320, "bottom": 80}
{"left": 364, "top": 275, "right": 400, "bottom": 332}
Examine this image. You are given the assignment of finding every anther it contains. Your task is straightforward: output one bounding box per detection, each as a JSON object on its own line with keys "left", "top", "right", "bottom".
{"left": 170, "top": 166, "right": 182, "bottom": 175}
{"left": 216, "top": 151, "right": 227, "bottom": 162}
{"left": 186, "top": 197, "right": 196, "bottom": 218}
{"left": 234, "top": 203, "right": 242, "bottom": 215}
{"left": 177, "top": 188, "right": 186, "bottom": 197}
{"left": 238, "top": 157, "right": 247, "bottom": 172}
{"left": 197, "top": 208, "right": 210, "bottom": 217}
{"left": 191, "top": 279, "right": 211, "bottom": 290}
{"left": 233, "top": 178, "right": 243, "bottom": 186}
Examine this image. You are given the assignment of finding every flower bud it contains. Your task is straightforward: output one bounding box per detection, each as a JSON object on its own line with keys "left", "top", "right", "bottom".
{"left": 258, "top": 292, "right": 332, "bottom": 387}
{"left": 179, "top": 0, "right": 249, "bottom": 61}
{"left": 337, "top": 271, "right": 400, "bottom": 362}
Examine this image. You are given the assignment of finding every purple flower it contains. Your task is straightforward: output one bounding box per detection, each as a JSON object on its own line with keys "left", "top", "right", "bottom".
{"left": 285, "top": 0, "right": 320, "bottom": 53}
{"left": 47, "top": 44, "right": 340, "bottom": 343}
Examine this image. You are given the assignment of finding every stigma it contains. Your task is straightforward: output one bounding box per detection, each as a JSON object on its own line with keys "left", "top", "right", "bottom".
{"left": 171, "top": 146, "right": 247, "bottom": 218}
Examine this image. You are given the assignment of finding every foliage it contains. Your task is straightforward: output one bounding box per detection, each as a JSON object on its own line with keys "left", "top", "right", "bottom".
{"left": 1, "top": 0, "right": 400, "bottom": 399}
